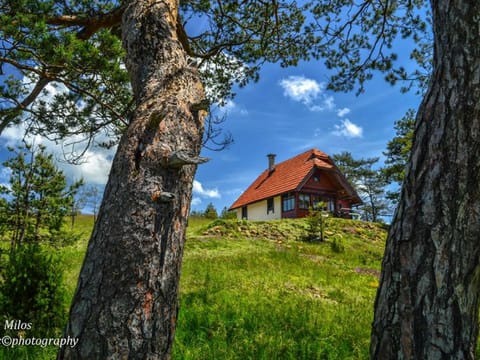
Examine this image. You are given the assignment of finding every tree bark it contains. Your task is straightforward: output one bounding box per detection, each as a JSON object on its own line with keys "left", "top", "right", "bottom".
{"left": 59, "top": 0, "right": 206, "bottom": 358}
{"left": 371, "top": 1, "right": 480, "bottom": 359}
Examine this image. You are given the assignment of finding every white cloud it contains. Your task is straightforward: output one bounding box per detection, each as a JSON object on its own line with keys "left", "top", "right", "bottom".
{"left": 1, "top": 122, "right": 115, "bottom": 185}
{"left": 279, "top": 76, "right": 337, "bottom": 112}
{"left": 216, "top": 99, "right": 248, "bottom": 116}
{"left": 60, "top": 148, "right": 114, "bottom": 185}
{"left": 222, "top": 99, "right": 237, "bottom": 112}
{"left": 323, "top": 96, "right": 336, "bottom": 111}
{"left": 279, "top": 76, "right": 322, "bottom": 105}
{"left": 337, "top": 107, "right": 351, "bottom": 117}
{"left": 309, "top": 96, "right": 335, "bottom": 112}
{"left": 332, "top": 119, "right": 363, "bottom": 138}
{"left": 0, "top": 74, "right": 117, "bottom": 185}
{"left": 193, "top": 180, "right": 220, "bottom": 198}
{"left": 191, "top": 197, "right": 202, "bottom": 206}
{"left": 42, "top": 81, "right": 69, "bottom": 104}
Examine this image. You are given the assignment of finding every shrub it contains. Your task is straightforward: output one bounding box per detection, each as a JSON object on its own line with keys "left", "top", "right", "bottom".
{"left": 204, "top": 202, "right": 218, "bottom": 219}
{"left": 330, "top": 237, "right": 346, "bottom": 253}
{"left": 0, "top": 244, "right": 66, "bottom": 337}
{"left": 304, "top": 206, "right": 329, "bottom": 241}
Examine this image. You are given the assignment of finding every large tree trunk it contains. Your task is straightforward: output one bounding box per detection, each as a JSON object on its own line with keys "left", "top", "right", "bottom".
{"left": 59, "top": 0, "right": 206, "bottom": 358}
{"left": 371, "top": 1, "right": 480, "bottom": 359}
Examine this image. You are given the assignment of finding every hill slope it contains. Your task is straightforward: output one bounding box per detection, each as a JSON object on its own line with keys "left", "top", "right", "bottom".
{"left": 175, "top": 217, "right": 387, "bottom": 359}
{"left": 8, "top": 215, "right": 386, "bottom": 359}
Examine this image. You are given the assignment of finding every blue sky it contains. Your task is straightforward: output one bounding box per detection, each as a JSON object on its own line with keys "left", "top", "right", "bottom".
{"left": 0, "top": 57, "right": 421, "bottom": 214}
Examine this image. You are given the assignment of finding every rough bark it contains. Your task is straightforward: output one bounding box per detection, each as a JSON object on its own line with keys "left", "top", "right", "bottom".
{"left": 371, "top": 1, "right": 480, "bottom": 359}
{"left": 58, "top": 0, "right": 206, "bottom": 358}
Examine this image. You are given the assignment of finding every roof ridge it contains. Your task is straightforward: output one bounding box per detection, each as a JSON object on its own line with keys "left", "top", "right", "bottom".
{"left": 270, "top": 148, "right": 328, "bottom": 168}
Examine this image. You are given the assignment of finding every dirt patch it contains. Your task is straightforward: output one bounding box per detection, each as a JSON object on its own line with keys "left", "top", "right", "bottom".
{"left": 299, "top": 253, "right": 327, "bottom": 263}
{"left": 354, "top": 267, "right": 381, "bottom": 278}
{"left": 283, "top": 282, "right": 337, "bottom": 303}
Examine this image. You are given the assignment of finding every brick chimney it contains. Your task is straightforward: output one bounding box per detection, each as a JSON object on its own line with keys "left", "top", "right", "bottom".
{"left": 267, "top": 153, "right": 276, "bottom": 172}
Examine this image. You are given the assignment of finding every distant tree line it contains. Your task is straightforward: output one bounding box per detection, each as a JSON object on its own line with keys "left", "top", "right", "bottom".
{"left": 190, "top": 203, "right": 236, "bottom": 220}
{"left": 333, "top": 108, "right": 415, "bottom": 223}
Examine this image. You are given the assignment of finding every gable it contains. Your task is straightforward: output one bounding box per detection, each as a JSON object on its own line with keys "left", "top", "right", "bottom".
{"left": 301, "top": 168, "right": 337, "bottom": 190}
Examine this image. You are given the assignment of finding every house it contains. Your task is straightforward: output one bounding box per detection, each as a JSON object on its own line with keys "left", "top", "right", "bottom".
{"left": 229, "top": 148, "right": 362, "bottom": 220}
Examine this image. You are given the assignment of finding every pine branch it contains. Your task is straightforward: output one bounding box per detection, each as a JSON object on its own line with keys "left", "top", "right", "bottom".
{"left": 46, "top": 6, "right": 125, "bottom": 40}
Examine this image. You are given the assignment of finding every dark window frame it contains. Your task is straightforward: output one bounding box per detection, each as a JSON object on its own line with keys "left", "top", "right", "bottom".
{"left": 298, "top": 193, "right": 311, "bottom": 209}
{"left": 267, "top": 197, "right": 274, "bottom": 214}
{"left": 241, "top": 206, "right": 248, "bottom": 219}
{"left": 282, "top": 193, "right": 295, "bottom": 212}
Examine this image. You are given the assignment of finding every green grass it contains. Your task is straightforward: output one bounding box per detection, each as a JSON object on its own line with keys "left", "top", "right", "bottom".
{"left": 0, "top": 215, "right": 387, "bottom": 359}
{"left": 61, "top": 215, "right": 94, "bottom": 298}
{"left": 0, "top": 214, "right": 93, "bottom": 360}
{"left": 174, "top": 218, "right": 385, "bottom": 359}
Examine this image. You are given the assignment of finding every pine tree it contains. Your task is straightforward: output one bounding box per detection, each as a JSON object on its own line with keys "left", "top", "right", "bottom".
{"left": 382, "top": 109, "right": 416, "bottom": 203}
{"left": 220, "top": 206, "right": 236, "bottom": 219}
{"left": 203, "top": 202, "right": 218, "bottom": 220}
{"left": 333, "top": 152, "right": 390, "bottom": 222}
{"left": 0, "top": 144, "right": 82, "bottom": 249}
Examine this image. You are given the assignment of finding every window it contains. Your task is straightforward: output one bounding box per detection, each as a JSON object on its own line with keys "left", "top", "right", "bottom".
{"left": 327, "top": 200, "right": 335, "bottom": 212}
{"left": 282, "top": 194, "right": 295, "bottom": 212}
{"left": 242, "top": 206, "right": 248, "bottom": 219}
{"left": 267, "top": 198, "right": 274, "bottom": 213}
{"left": 311, "top": 195, "right": 322, "bottom": 209}
{"left": 311, "top": 196, "right": 335, "bottom": 211}
{"left": 299, "top": 193, "right": 310, "bottom": 209}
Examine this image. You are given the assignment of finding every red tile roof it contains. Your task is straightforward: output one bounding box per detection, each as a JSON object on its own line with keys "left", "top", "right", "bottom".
{"left": 230, "top": 148, "right": 360, "bottom": 209}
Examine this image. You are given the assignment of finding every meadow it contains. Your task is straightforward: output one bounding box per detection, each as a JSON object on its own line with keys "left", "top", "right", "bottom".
{"left": 174, "top": 217, "right": 385, "bottom": 359}
{"left": 1, "top": 215, "right": 387, "bottom": 359}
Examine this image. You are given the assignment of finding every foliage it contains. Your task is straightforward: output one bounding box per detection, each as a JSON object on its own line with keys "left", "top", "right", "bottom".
{"left": 190, "top": 204, "right": 236, "bottom": 220}
{"left": 204, "top": 202, "right": 218, "bottom": 220}
{"left": 0, "top": 214, "right": 92, "bottom": 359}
{"left": 0, "top": 243, "right": 66, "bottom": 338}
{"left": 304, "top": 205, "right": 329, "bottom": 242}
{"left": 0, "top": 144, "right": 83, "bottom": 248}
{"left": 80, "top": 185, "right": 103, "bottom": 222}
{"left": 1, "top": 0, "right": 432, "bottom": 146}
{"left": 333, "top": 152, "right": 391, "bottom": 221}
{"left": 67, "top": 185, "right": 89, "bottom": 229}
{"left": 310, "top": 0, "right": 432, "bottom": 94}
{"left": 330, "top": 236, "right": 346, "bottom": 254}
{"left": 220, "top": 206, "right": 237, "bottom": 219}
{"left": 0, "top": 0, "right": 323, "bottom": 150}
{"left": 0, "top": 197, "right": 8, "bottom": 237}
{"left": 382, "top": 109, "right": 416, "bottom": 203}
{"left": 0, "top": 0, "right": 131, "bottom": 151}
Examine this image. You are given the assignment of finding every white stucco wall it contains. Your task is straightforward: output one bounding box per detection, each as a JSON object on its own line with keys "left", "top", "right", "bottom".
{"left": 235, "top": 196, "right": 282, "bottom": 221}
{"left": 234, "top": 208, "right": 242, "bottom": 219}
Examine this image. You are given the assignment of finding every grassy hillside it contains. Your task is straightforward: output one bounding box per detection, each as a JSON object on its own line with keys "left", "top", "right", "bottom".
{"left": 1, "top": 215, "right": 387, "bottom": 359}
{"left": 175, "top": 217, "right": 386, "bottom": 359}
